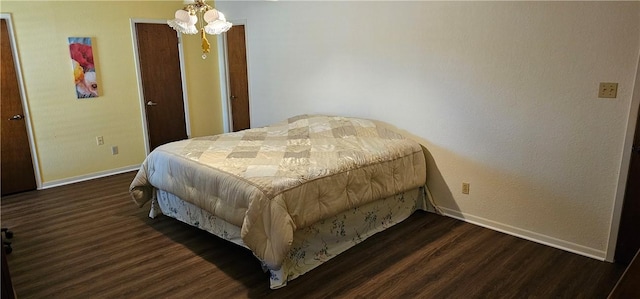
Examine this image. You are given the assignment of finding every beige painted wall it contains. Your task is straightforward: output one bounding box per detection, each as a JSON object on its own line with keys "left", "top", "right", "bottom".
{"left": 216, "top": 1, "right": 640, "bottom": 260}
{"left": 2, "top": 1, "right": 224, "bottom": 185}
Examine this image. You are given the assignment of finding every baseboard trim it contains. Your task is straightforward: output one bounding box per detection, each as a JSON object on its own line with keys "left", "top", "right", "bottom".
{"left": 41, "top": 165, "right": 140, "bottom": 190}
{"left": 439, "top": 207, "right": 606, "bottom": 261}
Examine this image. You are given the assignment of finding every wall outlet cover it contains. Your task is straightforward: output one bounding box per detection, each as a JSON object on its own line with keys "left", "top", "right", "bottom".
{"left": 462, "top": 182, "right": 470, "bottom": 195}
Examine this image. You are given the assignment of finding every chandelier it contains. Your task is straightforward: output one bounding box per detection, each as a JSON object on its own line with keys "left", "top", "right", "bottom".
{"left": 168, "top": 0, "right": 232, "bottom": 59}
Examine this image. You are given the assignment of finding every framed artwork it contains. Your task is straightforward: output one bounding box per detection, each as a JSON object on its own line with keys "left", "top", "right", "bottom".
{"left": 68, "top": 37, "right": 98, "bottom": 98}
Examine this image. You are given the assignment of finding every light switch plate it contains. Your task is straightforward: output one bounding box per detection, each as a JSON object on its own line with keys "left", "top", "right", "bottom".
{"left": 599, "top": 82, "right": 618, "bottom": 98}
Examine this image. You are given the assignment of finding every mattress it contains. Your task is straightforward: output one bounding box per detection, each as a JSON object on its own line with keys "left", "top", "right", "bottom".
{"left": 130, "top": 114, "right": 427, "bottom": 270}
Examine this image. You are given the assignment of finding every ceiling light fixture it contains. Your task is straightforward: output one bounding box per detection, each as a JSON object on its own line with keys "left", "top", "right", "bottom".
{"left": 168, "top": 0, "right": 232, "bottom": 59}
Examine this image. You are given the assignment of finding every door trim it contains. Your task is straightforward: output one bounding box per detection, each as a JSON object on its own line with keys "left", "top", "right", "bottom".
{"left": 217, "top": 28, "right": 231, "bottom": 133}
{"left": 606, "top": 53, "right": 640, "bottom": 262}
{"left": 130, "top": 19, "right": 191, "bottom": 155}
{"left": 1, "top": 13, "right": 42, "bottom": 190}
{"left": 218, "top": 20, "right": 250, "bottom": 133}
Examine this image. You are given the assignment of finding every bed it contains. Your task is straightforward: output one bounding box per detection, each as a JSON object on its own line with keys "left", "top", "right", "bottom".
{"left": 130, "top": 114, "right": 436, "bottom": 288}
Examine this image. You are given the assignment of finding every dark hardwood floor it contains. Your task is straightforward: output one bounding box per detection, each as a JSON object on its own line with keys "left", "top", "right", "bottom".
{"left": 1, "top": 172, "right": 626, "bottom": 298}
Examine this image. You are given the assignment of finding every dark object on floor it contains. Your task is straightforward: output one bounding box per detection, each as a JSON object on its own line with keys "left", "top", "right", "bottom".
{"left": 2, "top": 228, "right": 13, "bottom": 254}
{"left": 1, "top": 242, "right": 15, "bottom": 299}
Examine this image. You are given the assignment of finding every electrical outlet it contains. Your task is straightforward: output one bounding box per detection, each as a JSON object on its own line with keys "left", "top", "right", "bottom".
{"left": 462, "top": 182, "right": 470, "bottom": 195}
{"left": 598, "top": 82, "right": 618, "bottom": 98}
{"left": 111, "top": 146, "right": 119, "bottom": 155}
{"left": 96, "top": 136, "right": 104, "bottom": 145}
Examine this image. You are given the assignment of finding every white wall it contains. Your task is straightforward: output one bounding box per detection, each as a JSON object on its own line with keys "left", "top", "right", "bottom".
{"left": 217, "top": 1, "right": 640, "bottom": 260}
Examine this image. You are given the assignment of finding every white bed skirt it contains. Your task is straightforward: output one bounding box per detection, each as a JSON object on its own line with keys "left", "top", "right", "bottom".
{"left": 151, "top": 187, "right": 429, "bottom": 289}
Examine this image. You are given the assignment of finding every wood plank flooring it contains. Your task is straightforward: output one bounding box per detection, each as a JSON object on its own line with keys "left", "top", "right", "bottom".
{"left": 1, "top": 172, "right": 626, "bottom": 298}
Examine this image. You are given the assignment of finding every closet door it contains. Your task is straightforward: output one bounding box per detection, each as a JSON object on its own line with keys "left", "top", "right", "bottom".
{"left": 135, "top": 23, "right": 188, "bottom": 150}
{"left": 1, "top": 18, "right": 36, "bottom": 196}
{"left": 227, "top": 25, "right": 250, "bottom": 132}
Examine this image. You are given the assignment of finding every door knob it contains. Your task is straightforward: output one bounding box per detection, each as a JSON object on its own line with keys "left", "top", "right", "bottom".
{"left": 146, "top": 101, "right": 158, "bottom": 106}
{"left": 8, "top": 114, "right": 23, "bottom": 121}
{"left": 230, "top": 95, "right": 237, "bottom": 100}
{"left": 632, "top": 145, "right": 640, "bottom": 154}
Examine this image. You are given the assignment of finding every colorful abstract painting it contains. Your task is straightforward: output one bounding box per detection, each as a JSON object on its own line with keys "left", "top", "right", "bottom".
{"left": 68, "top": 37, "right": 98, "bottom": 98}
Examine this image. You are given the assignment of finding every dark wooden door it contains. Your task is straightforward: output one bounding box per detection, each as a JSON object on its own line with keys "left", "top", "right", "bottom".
{"left": 615, "top": 102, "right": 640, "bottom": 264}
{"left": 1, "top": 19, "right": 36, "bottom": 196}
{"left": 227, "top": 25, "right": 250, "bottom": 132}
{"left": 135, "top": 23, "right": 187, "bottom": 150}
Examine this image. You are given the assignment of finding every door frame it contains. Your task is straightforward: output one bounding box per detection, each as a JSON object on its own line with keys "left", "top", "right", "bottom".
{"left": 217, "top": 19, "right": 251, "bottom": 133}
{"left": 130, "top": 19, "right": 191, "bottom": 155}
{"left": 1, "top": 13, "right": 42, "bottom": 190}
{"left": 607, "top": 54, "right": 640, "bottom": 262}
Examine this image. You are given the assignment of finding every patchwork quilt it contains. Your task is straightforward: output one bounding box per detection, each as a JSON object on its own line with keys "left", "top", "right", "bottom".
{"left": 130, "top": 114, "right": 427, "bottom": 269}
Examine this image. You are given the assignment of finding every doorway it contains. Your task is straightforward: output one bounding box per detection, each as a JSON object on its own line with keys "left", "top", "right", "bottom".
{"left": 615, "top": 94, "right": 640, "bottom": 264}
{"left": 1, "top": 16, "right": 39, "bottom": 196}
{"left": 132, "top": 21, "right": 189, "bottom": 152}
{"left": 613, "top": 56, "right": 640, "bottom": 264}
{"left": 225, "top": 24, "right": 250, "bottom": 132}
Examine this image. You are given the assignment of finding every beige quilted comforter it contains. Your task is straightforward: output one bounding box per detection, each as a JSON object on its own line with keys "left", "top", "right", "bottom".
{"left": 130, "top": 115, "right": 426, "bottom": 269}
